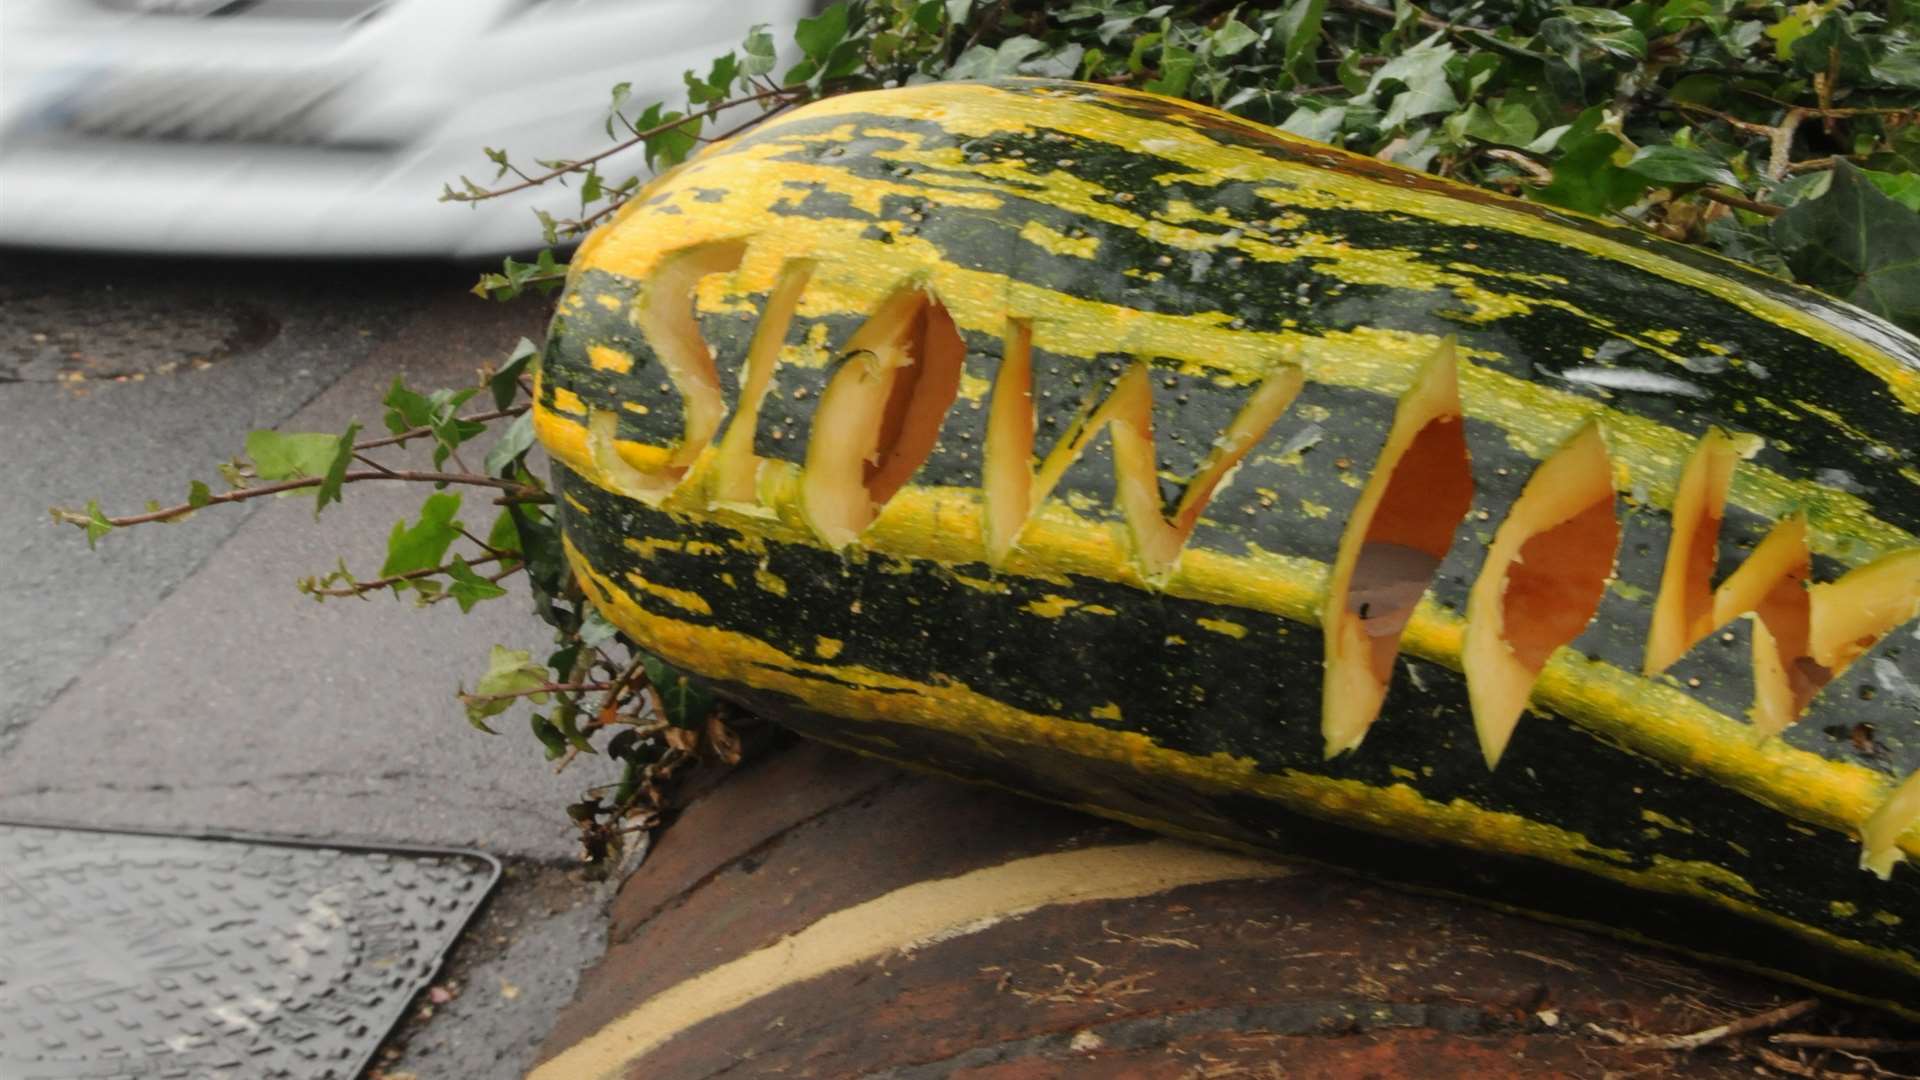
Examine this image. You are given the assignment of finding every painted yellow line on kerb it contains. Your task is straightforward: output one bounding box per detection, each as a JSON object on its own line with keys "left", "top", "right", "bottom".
{"left": 528, "top": 840, "right": 1290, "bottom": 1080}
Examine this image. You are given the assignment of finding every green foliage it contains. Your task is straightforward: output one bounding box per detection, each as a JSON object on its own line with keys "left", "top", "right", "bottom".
{"left": 461, "top": 0, "right": 1920, "bottom": 332}
{"left": 1773, "top": 161, "right": 1920, "bottom": 328}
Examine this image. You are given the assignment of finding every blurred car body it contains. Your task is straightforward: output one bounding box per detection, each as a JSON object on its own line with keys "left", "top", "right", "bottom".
{"left": 0, "top": 0, "right": 809, "bottom": 256}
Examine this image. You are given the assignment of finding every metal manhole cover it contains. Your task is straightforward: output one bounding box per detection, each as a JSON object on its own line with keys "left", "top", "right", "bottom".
{"left": 0, "top": 824, "right": 499, "bottom": 1080}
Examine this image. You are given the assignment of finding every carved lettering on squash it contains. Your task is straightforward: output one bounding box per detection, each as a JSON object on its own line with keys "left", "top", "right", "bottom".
{"left": 800, "top": 287, "right": 965, "bottom": 548}
{"left": 711, "top": 258, "right": 815, "bottom": 505}
{"left": 568, "top": 253, "right": 1920, "bottom": 871}
{"left": 1323, "top": 338, "right": 1474, "bottom": 759}
{"left": 586, "top": 240, "right": 746, "bottom": 502}
{"left": 1643, "top": 429, "right": 1920, "bottom": 741}
{"left": 985, "top": 328, "right": 1303, "bottom": 579}
{"left": 1463, "top": 419, "right": 1618, "bottom": 769}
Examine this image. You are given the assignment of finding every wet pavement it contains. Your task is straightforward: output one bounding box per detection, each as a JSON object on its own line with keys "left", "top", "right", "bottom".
{"left": 0, "top": 252, "right": 619, "bottom": 1077}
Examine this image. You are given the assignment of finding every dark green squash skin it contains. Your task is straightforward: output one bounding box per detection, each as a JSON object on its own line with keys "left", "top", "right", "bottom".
{"left": 557, "top": 465, "right": 1920, "bottom": 1007}
{"left": 536, "top": 80, "right": 1920, "bottom": 1010}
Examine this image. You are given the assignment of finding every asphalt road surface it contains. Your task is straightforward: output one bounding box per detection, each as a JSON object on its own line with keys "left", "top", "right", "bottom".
{"left": 0, "top": 252, "right": 621, "bottom": 1077}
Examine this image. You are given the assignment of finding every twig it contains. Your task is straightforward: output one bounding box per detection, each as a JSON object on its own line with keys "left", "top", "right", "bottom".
{"left": 458, "top": 681, "right": 611, "bottom": 707}
{"left": 1330, "top": 0, "right": 1545, "bottom": 60}
{"left": 1486, "top": 148, "right": 1553, "bottom": 183}
{"left": 1699, "top": 187, "right": 1783, "bottom": 218}
{"left": 1752, "top": 1046, "right": 1840, "bottom": 1079}
{"left": 84, "top": 469, "right": 539, "bottom": 528}
{"left": 1772, "top": 1034, "right": 1920, "bottom": 1055}
{"left": 450, "top": 86, "right": 799, "bottom": 203}
{"left": 303, "top": 552, "right": 518, "bottom": 598}
{"left": 1769, "top": 108, "right": 1809, "bottom": 181}
{"left": 1585, "top": 998, "right": 1819, "bottom": 1051}
{"left": 355, "top": 404, "right": 527, "bottom": 452}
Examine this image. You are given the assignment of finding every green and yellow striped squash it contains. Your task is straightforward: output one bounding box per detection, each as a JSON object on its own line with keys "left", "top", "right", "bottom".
{"left": 533, "top": 79, "right": 1920, "bottom": 1011}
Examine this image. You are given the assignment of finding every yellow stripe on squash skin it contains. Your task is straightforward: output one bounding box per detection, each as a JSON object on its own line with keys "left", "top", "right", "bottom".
{"left": 558, "top": 104, "right": 1915, "bottom": 565}
{"left": 562, "top": 536, "right": 1920, "bottom": 1018}
{"left": 539, "top": 423, "right": 1920, "bottom": 872}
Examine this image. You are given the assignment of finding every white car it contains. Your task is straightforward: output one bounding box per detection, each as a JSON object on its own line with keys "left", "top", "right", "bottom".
{"left": 0, "top": 0, "right": 810, "bottom": 256}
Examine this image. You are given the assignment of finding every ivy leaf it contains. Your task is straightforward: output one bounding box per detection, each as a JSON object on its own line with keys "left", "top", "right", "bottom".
{"left": 1789, "top": 10, "right": 1873, "bottom": 80}
{"left": 490, "top": 337, "right": 539, "bottom": 410}
{"left": 446, "top": 557, "right": 509, "bottom": 613}
{"left": 245, "top": 430, "right": 340, "bottom": 482}
{"left": 1626, "top": 144, "right": 1741, "bottom": 187}
{"left": 795, "top": 3, "right": 849, "bottom": 62}
{"left": 947, "top": 36, "right": 1047, "bottom": 79}
{"left": 1445, "top": 100, "right": 1539, "bottom": 147}
{"left": 529, "top": 713, "right": 568, "bottom": 759}
{"left": 1280, "top": 0, "right": 1327, "bottom": 83}
{"left": 83, "top": 499, "right": 113, "bottom": 549}
{"left": 1772, "top": 162, "right": 1920, "bottom": 332}
{"left": 1144, "top": 43, "right": 1197, "bottom": 96}
{"left": 1865, "top": 169, "right": 1920, "bottom": 212}
{"left": 313, "top": 422, "right": 360, "bottom": 518}
{"left": 485, "top": 412, "right": 536, "bottom": 478}
{"left": 187, "top": 480, "right": 212, "bottom": 509}
{"left": 486, "top": 507, "right": 523, "bottom": 555}
{"left": 1534, "top": 107, "right": 1653, "bottom": 215}
{"left": 580, "top": 607, "right": 621, "bottom": 648}
{"left": 1210, "top": 18, "right": 1260, "bottom": 59}
{"left": 381, "top": 492, "right": 464, "bottom": 577}
{"left": 740, "top": 24, "right": 777, "bottom": 77}
{"left": 1767, "top": 0, "right": 1842, "bottom": 60}
{"left": 1872, "top": 35, "right": 1920, "bottom": 86}
{"left": 383, "top": 377, "right": 435, "bottom": 435}
{"left": 642, "top": 653, "right": 715, "bottom": 729}
{"left": 1365, "top": 36, "right": 1459, "bottom": 129}
{"left": 465, "top": 645, "right": 550, "bottom": 731}
{"left": 1279, "top": 104, "right": 1346, "bottom": 143}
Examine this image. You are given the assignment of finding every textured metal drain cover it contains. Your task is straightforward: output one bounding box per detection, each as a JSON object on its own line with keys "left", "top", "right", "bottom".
{"left": 0, "top": 824, "right": 498, "bottom": 1080}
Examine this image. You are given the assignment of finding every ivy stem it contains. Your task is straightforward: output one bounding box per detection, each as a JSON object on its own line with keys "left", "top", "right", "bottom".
{"left": 88, "top": 469, "right": 540, "bottom": 528}
{"left": 303, "top": 551, "right": 519, "bottom": 598}
{"left": 450, "top": 85, "right": 801, "bottom": 203}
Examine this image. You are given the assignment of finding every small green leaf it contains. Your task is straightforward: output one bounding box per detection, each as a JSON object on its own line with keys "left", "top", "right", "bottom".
{"left": 1210, "top": 17, "right": 1260, "bottom": 59}
{"left": 1279, "top": 104, "right": 1346, "bottom": 143}
{"left": 1766, "top": 0, "right": 1841, "bottom": 60}
{"left": 1365, "top": 37, "right": 1460, "bottom": 129}
{"left": 486, "top": 507, "right": 523, "bottom": 555}
{"left": 741, "top": 24, "right": 777, "bottom": 76}
{"left": 314, "top": 422, "right": 360, "bottom": 518}
{"left": 485, "top": 412, "right": 536, "bottom": 478}
{"left": 1281, "top": 0, "right": 1328, "bottom": 82}
{"left": 187, "top": 480, "right": 212, "bottom": 509}
{"left": 530, "top": 713, "right": 568, "bottom": 759}
{"left": 643, "top": 653, "right": 715, "bottom": 729}
{"left": 446, "top": 557, "right": 509, "bottom": 613}
{"left": 245, "top": 430, "right": 340, "bottom": 481}
{"left": 381, "top": 492, "right": 464, "bottom": 578}
{"left": 490, "top": 337, "right": 539, "bottom": 410}
{"left": 83, "top": 500, "right": 113, "bottom": 549}
{"left": 795, "top": 3, "right": 849, "bottom": 61}
{"left": 580, "top": 607, "right": 621, "bottom": 648}
{"left": 1534, "top": 107, "right": 1653, "bottom": 215}
{"left": 947, "top": 36, "right": 1048, "bottom": 80}
{"left": 466, "top": 644, "right": 551, "bottom": 730}
{"left": 1865, "top": 169, "right": 1920, "bottom": 213}
{"left": 1626, "top": 144, "right": 1741, "bottom": 187}
{"left": 1788, "top": 8, "right": 1872, "bottom": 79}
{"left": 1144, "top": 43, "right": 1197, "bottom": 97}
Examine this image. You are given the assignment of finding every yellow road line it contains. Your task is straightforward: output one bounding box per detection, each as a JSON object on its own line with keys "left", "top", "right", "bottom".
{"left": 528, "top": 840, "right": 1290, "bottom": 1080}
